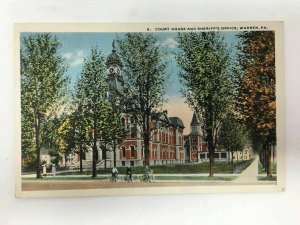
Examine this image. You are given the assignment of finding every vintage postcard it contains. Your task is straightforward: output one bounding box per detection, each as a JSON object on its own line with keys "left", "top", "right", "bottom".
{"left": 15, "top": 22, "right": 284, "bottom": 198}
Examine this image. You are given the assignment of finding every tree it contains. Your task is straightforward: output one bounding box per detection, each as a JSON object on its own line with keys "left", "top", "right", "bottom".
{"left": 218, "top": 113, "right": 248, "bottom": 173}
{"left": 75, "top": 47, "right": 110, "bottom": 178}
{"left": 21, "top": 33, "right": 68, "bottom": 178}
{"left": 56, "top": 115, "right": 76, "bottom": 167}
{"left": 177, "top": 32, "right": 233, "bottom": 177}
{"left": 70, "top": 107, "right": 89, "bottom": 173}
{"left": 98, "top": 91, "right": 127, "bottom": 169}
{"left": 235, "top": 31, "right": 276, "bottom": 177}
{"left": 21, "top": 113, "right": 35, "bottom": 172}
{"left": 117, "top": 33, "right": 168, "bottom": 167}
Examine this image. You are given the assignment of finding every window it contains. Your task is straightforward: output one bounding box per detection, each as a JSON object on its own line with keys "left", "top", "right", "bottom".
{"left": 130, "top": 161, "right": 134, "bottom": 167}
{"left": 221, "top": 153, "right": 227, "bottom": 158}
{"left": 200, "top": 154, "right": 206, "bottom": 159}
{"left": 130, "top": 146, "right": 135, "bottom": 157}
{"left": 122, "top": 146, "right": 126, "bottom": 158}
{"left": 130, "top": 126, "right": 136, "bottom": 138}
{"left": 192, "top": 138, "right": 197, "bottom": 144}
{"left": 121, "top": 117, "right": 126, "bottom": 126}
{"left": 153, "top": 131, "right": 157, "bottom": 142}
{"left": 166, "top": 132, "right": 168, "bottom": 144}
{"left": 122, "top": 161, "right": 125, "bottom": 166}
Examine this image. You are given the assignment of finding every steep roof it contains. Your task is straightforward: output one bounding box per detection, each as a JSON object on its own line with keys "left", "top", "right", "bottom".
{"left": 190, "top": 113, "right": 200, "bottom": 126}
{"left": 169, "top": 117, "right": 185, "bottom": 129}
{"left": 106, "top": 41, "right": 123, "bottom": 67}
{"left": 151, "top": 112, "right": 171, "bottom": 125}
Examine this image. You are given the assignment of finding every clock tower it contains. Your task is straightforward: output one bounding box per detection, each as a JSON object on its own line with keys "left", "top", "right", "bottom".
{"left": 106, "top": 40, "right": 128, "bottom": 97}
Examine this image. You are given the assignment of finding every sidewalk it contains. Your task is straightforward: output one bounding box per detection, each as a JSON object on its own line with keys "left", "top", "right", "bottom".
{"left": 22, "top": 173, "right": 238, "bottom": 179}
{"left": 233, "top": 156, "right": 259, "bottom": 183}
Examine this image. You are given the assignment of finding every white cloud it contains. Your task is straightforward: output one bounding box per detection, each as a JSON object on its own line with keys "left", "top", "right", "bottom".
{"left": 62, "top": 50, "right": 85, "bottom": 68}
{"left": 160, "top": 38, "right": 178, "bottom": 49}
{"left": 62, "top": 52, "right": 72, "bottom": 60}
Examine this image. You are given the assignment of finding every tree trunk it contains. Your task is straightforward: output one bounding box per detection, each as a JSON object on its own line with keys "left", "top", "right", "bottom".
{"left": 144, "top": 136, "right": 150, "bottom": 167}
{"left": 34, "top": 120, "right": 41, "bottom": 179}
{"left": 104, "top": 147, "right": 107, "bottom": 170}
{"left": 207, "top": 128, "right": 215, "bottom": 177}
{"left": 113, "top": 141, "right": 117, "bottom": 167}
{"left": 92, "top": 120, "right": 97, "bottom": 178}
{"left": 92, "top": 141, "right": 97, "bottom": 178}
{"left": 261, "top": 143, "right": 266, "bottom": 171}
{"left": 209, "top": 151, "right": 214, "bottom": 177}
{"left": 272, "top": 145, "right": 275, "bottom": 163}
{"left": 242, "top": 150, "right": 244, "bottom": 161}
{"left": 231, "top": 150, "right": 234, "bottom": 174}
{"left": 79, "top": 144, "right": 83, "bottom": 173}
{"left": 266, "top": 143, "right": 272, "bottom": 177}
{"left": 144, "top": 114, "right": 151, "bottom": 167}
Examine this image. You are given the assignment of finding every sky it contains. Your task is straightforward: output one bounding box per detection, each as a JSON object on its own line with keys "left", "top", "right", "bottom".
{"left": 21, "top": 31, "right": 238, "bottom": 134}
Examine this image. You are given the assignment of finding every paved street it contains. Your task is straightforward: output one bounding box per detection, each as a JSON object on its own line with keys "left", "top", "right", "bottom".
{"left": 21, "top": 157, "right": 276, "bottom": 191}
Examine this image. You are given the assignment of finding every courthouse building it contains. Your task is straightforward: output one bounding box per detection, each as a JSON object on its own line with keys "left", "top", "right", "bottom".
{"left": 81, "top": 43, "right": 186, "bottom": 167}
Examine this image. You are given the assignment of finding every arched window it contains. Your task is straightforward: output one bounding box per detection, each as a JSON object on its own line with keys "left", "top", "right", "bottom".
{"left": 130, "top": 146, "right": 135, "bottom": 158}
{"left": 121, "top": 117, "right": 126, "bottom": 126}
{"left": 130, "top": 126, "right": 136, "bottom": 138}
{"left": 122, "top": 146, "right": 126, "bottom": 158}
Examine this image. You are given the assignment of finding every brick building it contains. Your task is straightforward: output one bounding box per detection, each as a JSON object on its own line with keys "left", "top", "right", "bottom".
{"left": 112, "top": 112, "right": 185, "bottom": 167}
{"left": 83, "top": 43, "right": 185, "bottom": 167}
{"left": 184, "top": 113, "right": 228, "bottom": 163}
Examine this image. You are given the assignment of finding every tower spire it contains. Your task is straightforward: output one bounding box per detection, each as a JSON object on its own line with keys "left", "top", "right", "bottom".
{"left": 112, "top": 40, "right": 116, "bottom": 52}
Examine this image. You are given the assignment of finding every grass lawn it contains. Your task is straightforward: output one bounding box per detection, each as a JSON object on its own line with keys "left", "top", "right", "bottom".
{"left": 154, "top": 176, "right": 238, "bottom": 181}
{"left": 41, "top": 160, "right": 253, "bottom": 176}
{"left": 257, "top": 176, "right": 277, "bottom": 181}
{"left": 258, "top": 161, "right": 277, "bottom": 174}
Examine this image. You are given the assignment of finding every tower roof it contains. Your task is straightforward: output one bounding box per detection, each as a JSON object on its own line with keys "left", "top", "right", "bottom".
{"left": 169, "top": 117, "right": 185, "bottom": 129}
{"left": 106, "top": 40, "right": 123, "bottom": 67}
{"left": 190, "top": 113, "right": 200, "bottom": 126}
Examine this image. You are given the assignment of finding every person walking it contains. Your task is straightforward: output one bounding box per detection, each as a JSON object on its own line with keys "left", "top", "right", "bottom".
{"left": 52, "top": 164, "right": 56, "bottom": 176}
{"left": 111, "top": 167, "right": 119, "bottom": 182}
{"left": 42, "top": 164, "right": 47, "bottom": 177}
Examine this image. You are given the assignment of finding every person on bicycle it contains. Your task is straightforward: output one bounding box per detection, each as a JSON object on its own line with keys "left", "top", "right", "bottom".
{"left": 143, "top": 165, "right": 153, "bottom": 182}
{"left": 126, "top": 166, "right": 133, "bottom": 182}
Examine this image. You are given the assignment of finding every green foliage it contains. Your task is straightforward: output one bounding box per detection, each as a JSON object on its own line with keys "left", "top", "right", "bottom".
{"left": 56, "top": 115, "right": 76, "bottom": 160}
{"left": 49, "top": 149, "right": 62, "bottom": 165}
{"left": 117, "top": 33, "right": 168, "bottom": 166}
{"left": 101, "top": 98, "right": 128, "bottom": 146}
{"left": 218, "top": 113, "right": 248, "bottom": 154}
{"left": 21, "top": 33, "right": 68, "bottom": 178}
{"left": 75, "top": 47, "right": 110, "bottom": 177}
{"left": 235, "top": 31, "right": 276, "bottom": 177}
{"left": 75, "top": 47, "right": 110, "bottom": 143}
{"left": 176, "top": 32, "right": 234, "bottom": 176}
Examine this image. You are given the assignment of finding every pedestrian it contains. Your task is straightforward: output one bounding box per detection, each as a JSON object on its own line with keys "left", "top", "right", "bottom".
{"left": 111, "top": 167, "right": 119, "bottom": 182}
{"left": 52, "top": 164, "right": 56, "bottom": 176}
{"left": 42, "top": 164, "right": 47, "bottom": 177}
